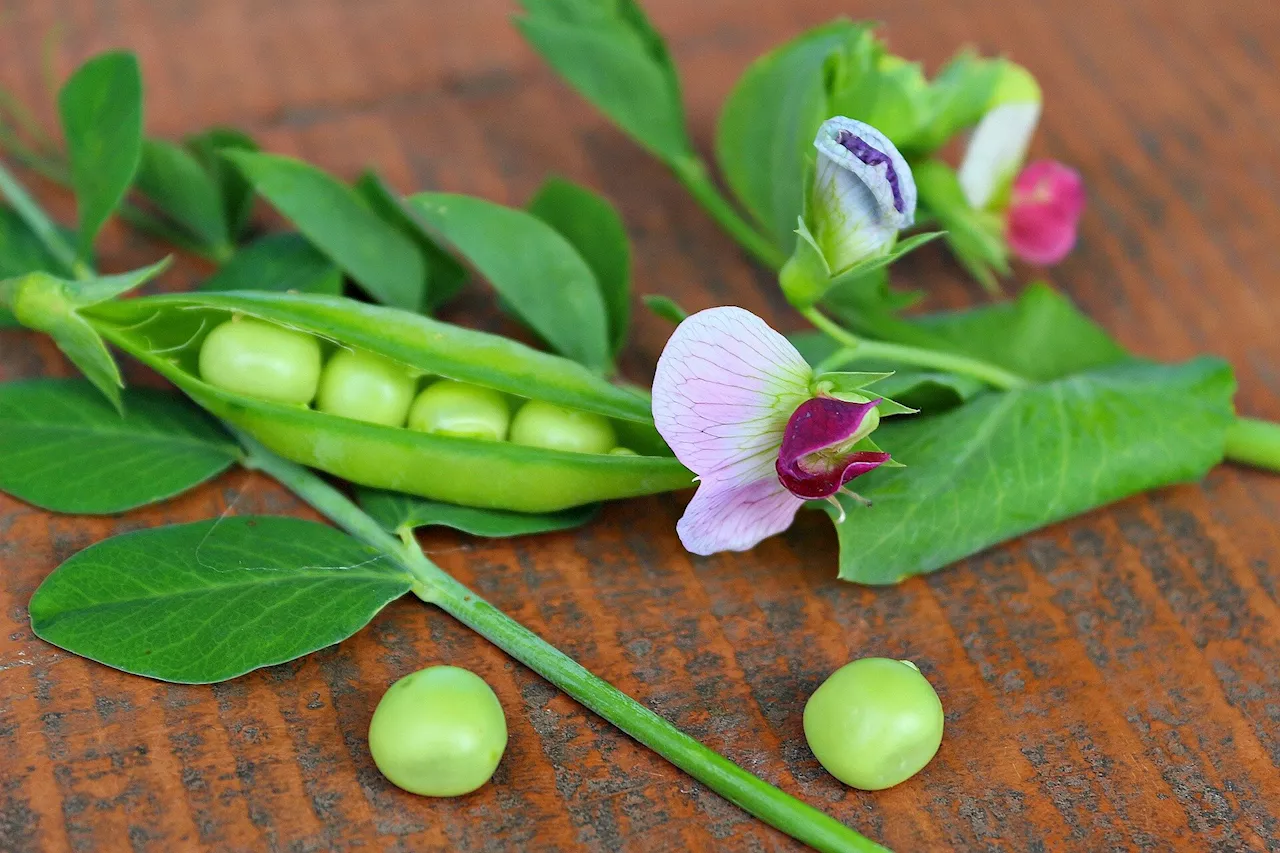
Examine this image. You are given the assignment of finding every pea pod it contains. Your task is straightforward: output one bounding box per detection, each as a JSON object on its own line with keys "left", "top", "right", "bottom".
{"left": 82, "top": 290, "right": 693, "bottom": 513}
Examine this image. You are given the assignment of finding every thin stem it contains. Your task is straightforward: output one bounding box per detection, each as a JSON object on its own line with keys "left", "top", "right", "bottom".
{"left": 671, "top": 155, "right": 787, "bottom": 271}
{"left": 0, "top": 156, "right": 86, "bottom": 278}
{"left": 235, "top": 431, "right": 889, "bottom": 853}
{"left": 1225, "top": 417, "right": 1280, "bottom": 473}
{"left": 802, "top": 307, "right": 1029, "bottom": 391}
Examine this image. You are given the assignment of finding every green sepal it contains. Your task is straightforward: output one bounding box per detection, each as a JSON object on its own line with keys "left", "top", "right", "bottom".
{"left": 913, "top": 159, "right": 1008, "bottom": 292}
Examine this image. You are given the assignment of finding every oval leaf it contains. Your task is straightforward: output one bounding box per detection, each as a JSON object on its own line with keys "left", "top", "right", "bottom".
{"left": 408, "top": 193, "right": 611, "bottom": 371}
{"left": 185, "top": 127, "right": 259, "bottom": 240}
{"left": 135, "top": 138, "right": 230, "bottom": 254}
{"left": 0, "top": 379, "right": 239, "bottom": 513}
{"left": 58, "top": 51, "right": 144, "bottom": 256}
{"left": 715, "top": 21, "right": 859, "bottom": 252}
{"left": 528, "top": 177, "right": 631, "bottom": 356}
{"left": 29, "top": 516, "right": 414, "bottom": 683}
{"left": 515, "top": 0, "right": 691, "bottom": 163}
{"left": 360, "top": 489, "right": 599, "bottom": 538}
{"left": 225, "top": 151, "right": 424, "bottom": 311}
{"left": 200, "top": 233, "right": 343, "bottom": 295}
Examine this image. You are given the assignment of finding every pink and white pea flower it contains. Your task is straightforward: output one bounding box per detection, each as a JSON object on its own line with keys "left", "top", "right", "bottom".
{"left": 1004, "top": 160, "right": 1086, "bottom": 265}
{"left": 652, "top": 306, "right": 892, "bottom": 556}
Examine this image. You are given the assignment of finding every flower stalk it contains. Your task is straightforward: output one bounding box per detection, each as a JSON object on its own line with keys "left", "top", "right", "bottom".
{"left": 671, "top": 154, "right": 788, "bottom": 271}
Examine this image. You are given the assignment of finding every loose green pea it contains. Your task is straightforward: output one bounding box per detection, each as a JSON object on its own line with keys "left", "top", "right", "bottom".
{"left": 199, "top": 317, "right": 322, "bottom": 405}
{"left": 608, "top": 446, "right": 638, "bottom": 456}
{"left": 407, "top": 380, "right": 510, "bottom": 441}
{"left": 316, "top": 349, "right": 416, "bottom": 427}
{"left": 510, "top": 400, "right": 617, "bottom": 454}
{"left": 368, "top": 665, "right": 508, "bottom": 797}
{"left": 803, "top": 657, "right": 944, "bottom": 791}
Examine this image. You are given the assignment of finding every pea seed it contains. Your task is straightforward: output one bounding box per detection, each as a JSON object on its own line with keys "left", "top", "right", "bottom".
{"left": 510, "top": 400, "right": 617, "bottom": 454}
{"left": 199, "top": 318, "right": 321, "bottom": 405}
{"left": 316, "top": 349, "right": 416, "bottom": 427}
{"left": 608, "top": 447, "right": 638, "bottom": 456}
{"left": 408, "top": 380, "right": 510, "bottom": 441}
{"left": 368, "top": 665, "right": 508, "bottom": 797}
{"left": 803, "top": 657, "right": 944, "bottom": 790}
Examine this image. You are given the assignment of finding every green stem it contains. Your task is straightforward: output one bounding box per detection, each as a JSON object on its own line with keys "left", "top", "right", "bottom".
{"left": 671, "top": 156, "right": 787, "bottom": 271}
{"left": 0, "top": 157, "right": 86, "bottom": 278}
{"left": 802, "top": 307, "right": 1029, "bottom": 391}
{"left": 1225, "top": 417, "right": 1280, "bottom": 473}
{"left": 236, "top": 431, "right": 889, "bottom": 853}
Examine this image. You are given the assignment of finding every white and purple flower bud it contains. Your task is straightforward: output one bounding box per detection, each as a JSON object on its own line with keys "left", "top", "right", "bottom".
{"left": 809, "top": 117, "right": 918, "bottom": 275}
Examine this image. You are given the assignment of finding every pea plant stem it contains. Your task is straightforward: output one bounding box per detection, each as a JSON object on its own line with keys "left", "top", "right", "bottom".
{"left": 236, "top": 431, "right": 890, "bottom": 853}
{"left": 671, "top": 155, "right": 788, "bottom": 271}
{"left": 801, "top": 306, "right": 1029, "bottom": 391}
{"left": 0, "top": 157, "right": 88, "bottom": 279}
{"left": 1225, "top": 417, "right": 1280, "bottom": 473}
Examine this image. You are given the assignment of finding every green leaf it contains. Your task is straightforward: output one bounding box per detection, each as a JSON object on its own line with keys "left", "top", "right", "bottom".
{"left": 225, "top": 151, "right": 425, "bottom": 311}
{"left": 58, "top": 51, "right": 144, "bottom": 256}
{"left": 643, "top": 293, "right": 688, "bottom": 324}
{"left": 134, "top": 138, "right": 230, "bottom": 254}
{"left": 0, "top": 379, "right": 238, "bottom": 513}
{"left": 0, "top": 205, "right": 69, "bottom": 278}
{"left": 407, "top": 193, "right": 611, "bottom": 372}
{"left": 360, "top": 489, "right": 599, "bottom": 538}
{"left": 715, "top": 21, "right": 861, "bottom": 251}
{"left": 29, "top": 516, "right": 412, "bottom": 683}
{"left": 353, "top": 171, "right": 467, "bottom": 313}
{"left": 185, "top": 127, "right": 259, "bottom": 240}
{"left": 200, "top": 233, "right": 343, "bottom": 295}
{"left": 913, "top": 159, "right": 1008, "bottom": 292}
{"left": 907, "top": 52, "right": 1006, "bottom": 156}
{"left": 528, "top": 177, "right": 631, "bottom": 356}
{"left": 830, "top": 358, "right": 1236, "bottom": 583}
{"left": 515, "top": 0, "right": 691, "bottom": 163}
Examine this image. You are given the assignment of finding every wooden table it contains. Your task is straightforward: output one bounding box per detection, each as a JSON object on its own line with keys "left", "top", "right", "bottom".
{"left": 2, "top": 0, "right": 1278, "bottom": 850}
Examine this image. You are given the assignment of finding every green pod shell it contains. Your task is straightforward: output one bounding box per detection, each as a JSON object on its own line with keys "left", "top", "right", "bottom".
{"left": 83, "top": 291, "right": 693, "bottom": 513}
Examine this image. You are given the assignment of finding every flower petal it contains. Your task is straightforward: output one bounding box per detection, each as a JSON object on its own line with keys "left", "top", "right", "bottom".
{"left": 957, "top": 101, "right": 1042, "bottom": 210}
{"left": 676, "top": 474, "right": 804, "bottom": 555}
{"left": 652, "top": 306, "right": 812, "bottom": 484}
{"left": 775, "top": 397, "right": 890, "bottom": 499}
{"left": 1006, "top": 160, "right": 1085, "bottom": 265}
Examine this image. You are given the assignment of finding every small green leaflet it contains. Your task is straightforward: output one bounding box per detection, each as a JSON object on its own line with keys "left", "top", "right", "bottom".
{"left": 528, "top": 177, "right": 632, "bottom": 356}
{"left": 715, "top": 20, "right": 861, "bottom": 252}
{"left": 134, "top": 138, "right": 231, "bottom": 256}
{"left": 29, "top": 516, "right": 414, "bottom": 683}
{"left": 225, "top": 151, "right": 425, "bottom": 311}
{"left": 0, "top": 379, "right": 239, "bottom": 514}
{"left": 515, "top": 0, "right": 691, "bottom": 164}
{"left": 643, "top": 294, "right": 689, "bottom": 324}
{"left": 200, "top": 233, "right": 343, "bottom": 296}
{"left": 829, "top": 359, "right": 1236, "bottom": 584}
{"left": 185, "top": 126, "right": 259, "bottom": 240}
{"left": 408, "top": 192, "right": 612, "bottom": 372}
{"left": 360, "top": 489, "right": 599, "bottom": 538}
{"left": 353, "top": 171, "right": 467, "bottom": 313}
{"left": 58, "top": 51, "right": 144, "bottom": 257}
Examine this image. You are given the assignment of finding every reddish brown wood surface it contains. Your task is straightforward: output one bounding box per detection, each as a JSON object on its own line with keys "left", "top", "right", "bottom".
{"left": 2, "top": 0, "right": 1279, "bottom": 850}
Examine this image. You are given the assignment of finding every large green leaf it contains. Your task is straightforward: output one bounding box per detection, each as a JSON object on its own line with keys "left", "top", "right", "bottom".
{"left": 0, "top": 379, "right": 239, "bottom": 514}
{"left": 360, "top": 489, "right": 599, "bottom": 538}
{"left": 184, "top": 127, "right": 259, "bottom": 240}
{"left": 353, "top": 171, "right": 467, "bottom": 313}
{"left": 29, "top": 516, "right": 413, "bottom": 683}
{"left": 225, "top": 151, "right": 425, "bottom": 311}
{"left": 134, "top": 138, "right": 231, "bottom": 255}
{"left": 528, "top": 177, "right": 631, "bottom": 356}
{"left": 515, "top": 0, "right": 691, "bottom": 163}
{"left": 715, "top": 21, "right": 860, "bottom": 252}
{"left": 200, "top": 232, "right": 343, "bottom": 295}
{"left": 408, "top": 193, "right": 611, "bottom": 372}
{"left": 58, "top": 51, "right": 144, "bottom": 256}
{"left": 830, "top": 359, "right": 1236, "bottom": 584}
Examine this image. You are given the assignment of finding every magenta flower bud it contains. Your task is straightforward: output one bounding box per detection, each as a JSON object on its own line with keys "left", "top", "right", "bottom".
{"left": 1005, "top": 160, "right": 1085, "bottom": 265}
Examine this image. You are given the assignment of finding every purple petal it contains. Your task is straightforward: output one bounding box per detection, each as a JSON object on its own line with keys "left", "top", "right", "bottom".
{"left": 652, "top": 306, "right": 812, "bottom": 485}
{"left": 775, "top": 397, "right": 890, "bottom": 499}
{"left": 676, "top": 473, "right": 805, "bottom": 555}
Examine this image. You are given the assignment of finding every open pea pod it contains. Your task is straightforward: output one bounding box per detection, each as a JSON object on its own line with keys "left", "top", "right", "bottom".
{"left": 82, "top": 291, "right": 693, "bottom": 513}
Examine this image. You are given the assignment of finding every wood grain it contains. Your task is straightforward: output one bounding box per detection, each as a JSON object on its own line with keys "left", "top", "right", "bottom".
{"left": 1, "top": 0, "right": 1278, "bottom": 850}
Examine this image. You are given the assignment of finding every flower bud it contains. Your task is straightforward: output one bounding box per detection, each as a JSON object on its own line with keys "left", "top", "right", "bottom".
{"left": 957, "top": 62, "right": 1042, "bottom": 212}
